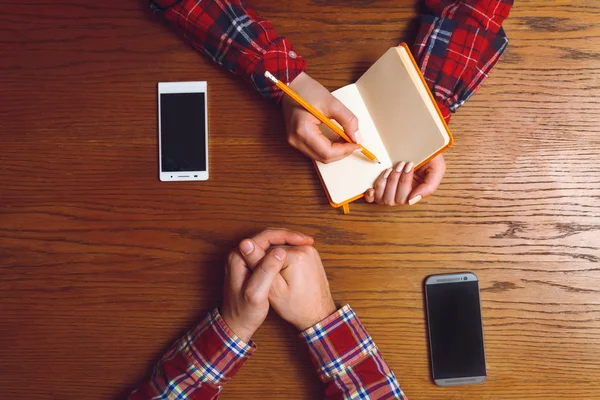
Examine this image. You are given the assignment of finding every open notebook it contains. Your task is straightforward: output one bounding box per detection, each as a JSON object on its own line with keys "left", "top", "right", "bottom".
{"left": 315, "top": 44, "right": 453, "bottom": 212}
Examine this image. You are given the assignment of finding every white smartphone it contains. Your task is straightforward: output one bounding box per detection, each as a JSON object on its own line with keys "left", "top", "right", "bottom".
{"left": 158, "top": 81, "right": 209, "bottom": 181}
{"left": 424, "top": 272, "right": 487, "bottom": 386}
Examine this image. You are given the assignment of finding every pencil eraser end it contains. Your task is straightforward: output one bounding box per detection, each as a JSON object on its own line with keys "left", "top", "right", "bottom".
{"left": 264, "top": 71, "right": 277, "bottom": 84}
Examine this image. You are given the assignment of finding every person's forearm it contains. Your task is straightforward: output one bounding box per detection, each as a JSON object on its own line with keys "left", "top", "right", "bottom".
{"left": 151, "top": 0, "right": 306, "bottom": 101}
{"left": 129, "top": 308, "right": 255, "bottom": 400}
{"left": 301, "top": 305, "right": 407, "bottom": 399}
{"left": 413, "top": 0, "right": 513, "bottom": 121}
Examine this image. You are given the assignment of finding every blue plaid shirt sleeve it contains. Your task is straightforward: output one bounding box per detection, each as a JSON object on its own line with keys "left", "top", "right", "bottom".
{"left": 129, "top": 308, "right": 256, "bottom": 399}
{"left": 300, "top": 305, "right": 407, "bottom": 399}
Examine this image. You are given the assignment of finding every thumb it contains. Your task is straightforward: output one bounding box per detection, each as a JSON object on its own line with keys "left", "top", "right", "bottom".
{"left": 408, "top": 182, "right": 438, "bottom": 205}
{"left": 244, "top": 248, "right": 286, "bottom": 303}
{"left": 408, "top": 161, "right": 445, "bottom": 202}
{"left": 328, "top": 99, "right": 361, "bottom": 144}
{"left": 409, "top": 182, "right": 434, "bottom": 198}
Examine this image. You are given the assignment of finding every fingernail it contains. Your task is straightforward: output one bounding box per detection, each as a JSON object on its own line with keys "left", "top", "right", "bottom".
{"left": 383, "top": 168, "right": 393, "bottom": 179}
{"left": 395, "top": 161, "right": 406, "bottom": 173}
{"left": 408, "top": 195, "right": 422, "bottom": 206}
{"left": 273, "top": 248, "right": 286, "bottom": 261}
{"left": 354, "top": 130, "right": 363, "bottom": 144}
{"left": 240, "top": 240, "right": 254, "bottom": 255}
{"left": 404, "top": 162, "right": 414, "bottom": 173}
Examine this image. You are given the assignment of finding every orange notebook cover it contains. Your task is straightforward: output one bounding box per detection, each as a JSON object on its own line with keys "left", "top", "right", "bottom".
{"left": 314, "top": 43, "right": 453, "bottom": 213}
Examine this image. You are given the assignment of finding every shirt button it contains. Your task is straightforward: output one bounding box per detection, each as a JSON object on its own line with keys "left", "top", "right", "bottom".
{"left": 289, "top": 50, "right": 297, "bottom": 59}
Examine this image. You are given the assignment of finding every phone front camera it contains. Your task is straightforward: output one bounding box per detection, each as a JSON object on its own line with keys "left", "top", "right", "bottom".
{"left": 463, "top": 276, "right": 468, "bottom": 280}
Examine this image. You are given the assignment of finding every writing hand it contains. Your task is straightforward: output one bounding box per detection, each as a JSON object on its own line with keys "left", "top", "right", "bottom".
{"left": 282, "top": 72, "right": 361, "bottom": 163}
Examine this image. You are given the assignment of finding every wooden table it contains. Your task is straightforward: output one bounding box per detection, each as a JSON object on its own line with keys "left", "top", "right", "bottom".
{"left": 1, "top": 1, "right": 599, "bottom": 399}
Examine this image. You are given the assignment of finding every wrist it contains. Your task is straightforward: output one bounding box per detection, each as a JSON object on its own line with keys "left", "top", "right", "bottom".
{"left": 282, "top": 72, "right": 309, "bottom": 111}
{"left": 288, "top": 71, "right": 309, "bottom": 91}
{"left": 220, "top": 310, "right": 256, "bottom": 343}
{"left": 295, "top": 298, "right": 337, "bottom": 331}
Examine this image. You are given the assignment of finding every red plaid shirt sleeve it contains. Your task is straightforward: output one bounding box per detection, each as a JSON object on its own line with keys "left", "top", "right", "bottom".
{"left": 129, "top": 308, "right": 256, "bottom": 400}
{"left": 414, "top": 0, "right": 513, "bottom": 122}
{"left": 152, "top": 0, "right": 512, "bottom": 116}
{"left": 151, "top": 0, "right": 306, "bottom": 102}
{"left": 301, "top": 305, "right": 407, "bottom": 400}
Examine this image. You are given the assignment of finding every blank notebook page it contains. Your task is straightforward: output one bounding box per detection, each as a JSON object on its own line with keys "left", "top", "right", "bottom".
{"left": 357, "top": 46, "right": 450, "bottom": 164}
{"left": 316, "top": 83, "right": 391, "bottom": 205}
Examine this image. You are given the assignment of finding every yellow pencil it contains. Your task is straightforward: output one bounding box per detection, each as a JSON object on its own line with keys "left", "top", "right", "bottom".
{"left": 264, "top": 71, "right": 380, "bottom": 163}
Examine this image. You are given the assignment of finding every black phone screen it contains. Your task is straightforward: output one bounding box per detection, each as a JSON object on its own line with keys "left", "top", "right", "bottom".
{"left": 426, "top": 280, "right": 486, "bottom": 380}
{"left": 160, "top": 92, "right": 207, "bottom": 172}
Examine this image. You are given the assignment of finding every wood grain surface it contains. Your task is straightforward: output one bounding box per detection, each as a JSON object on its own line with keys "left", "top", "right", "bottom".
{"left": 1, "top": 0, "right": 599, "bottom": 399}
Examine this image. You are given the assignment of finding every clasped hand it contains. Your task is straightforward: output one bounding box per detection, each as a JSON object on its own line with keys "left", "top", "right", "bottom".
{"left": 220, "top": 228, "right": 337, "bottom": 342}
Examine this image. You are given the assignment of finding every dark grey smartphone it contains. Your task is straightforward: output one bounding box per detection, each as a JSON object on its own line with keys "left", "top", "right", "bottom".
{"left": 424, "top": 272, "right": 486, "bottom": 386}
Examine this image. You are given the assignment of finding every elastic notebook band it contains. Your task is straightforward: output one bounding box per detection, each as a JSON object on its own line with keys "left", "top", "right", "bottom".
{"left": 342, "top": 204, "right": 350, "bottom": 214}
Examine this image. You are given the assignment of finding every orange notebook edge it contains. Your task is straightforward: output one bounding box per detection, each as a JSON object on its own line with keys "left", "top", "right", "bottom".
{"left": 399, "top": 43, "right": 454, "bottom": 150}
{"left": 315, "top": 43, "right": 454, "bottom": 212}
{"left": 313, "top": 159, "right": 365, "bottom": 209}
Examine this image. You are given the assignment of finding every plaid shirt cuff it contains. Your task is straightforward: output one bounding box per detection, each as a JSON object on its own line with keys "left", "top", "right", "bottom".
{"left": 152, "top": 0, "right": 306, "bottom": 102}
{"left": 249, "top": 39, "right": 307, "bottom": 102}
{"left": 413, "top": 0, "right": 512, "bottom": 121}
{"left": 189, "top": 307, "right": 257, "bottom": 385}
{"left": 301, "top": 305, "right": 376, "bottom": 381}
{"left": 129, "top": 308, "right": 255, "bottom": 399}
{"left": 300, "top": 305, "right": 405, "bottom": 398}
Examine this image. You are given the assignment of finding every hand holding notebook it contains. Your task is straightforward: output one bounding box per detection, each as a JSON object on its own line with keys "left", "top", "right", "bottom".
{"left": 364, "top": 154, "right": 446, "bottom": 206}
{"left": 270, "top": 44, "right": 453, "bottom": 213}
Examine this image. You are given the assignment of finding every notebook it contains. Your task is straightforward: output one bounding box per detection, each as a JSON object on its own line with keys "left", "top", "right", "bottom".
{"left": 315, "top": 43, "right": 453, "bottom": 212}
